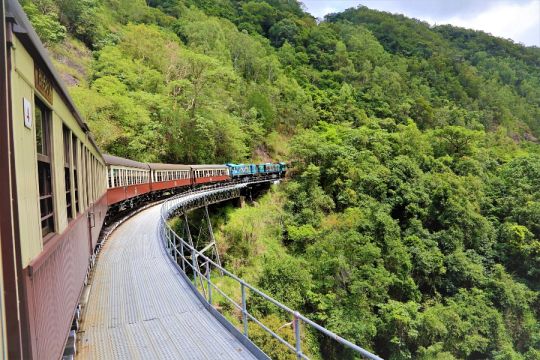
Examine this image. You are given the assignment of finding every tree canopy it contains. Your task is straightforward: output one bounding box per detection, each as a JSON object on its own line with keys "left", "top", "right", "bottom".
{"left": 24, "top": 0, "right": 540, "bottom": 358}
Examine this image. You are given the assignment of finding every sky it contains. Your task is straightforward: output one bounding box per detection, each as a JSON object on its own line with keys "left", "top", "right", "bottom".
{"left": 301, "top": 0, "right": 540, "bottom": 47}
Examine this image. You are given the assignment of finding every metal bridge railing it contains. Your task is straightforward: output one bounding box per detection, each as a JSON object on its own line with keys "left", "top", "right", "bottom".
{"left": 159, "top": 182, "right": 383, "bottom": 360}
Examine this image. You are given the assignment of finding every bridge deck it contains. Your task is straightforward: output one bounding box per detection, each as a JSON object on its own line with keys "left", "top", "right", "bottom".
{"left": 77, "top": 202, "right": 258, "bottom": 360}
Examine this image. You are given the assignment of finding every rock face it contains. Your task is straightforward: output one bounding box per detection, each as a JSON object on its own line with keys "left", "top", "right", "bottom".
{"left": 47, "top": 37, "right": 92, "bottom": 87}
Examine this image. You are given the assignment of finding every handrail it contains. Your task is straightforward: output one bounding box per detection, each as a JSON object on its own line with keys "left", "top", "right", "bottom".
{"left": 159, "top": 180, "right": 383, "bottom": 360}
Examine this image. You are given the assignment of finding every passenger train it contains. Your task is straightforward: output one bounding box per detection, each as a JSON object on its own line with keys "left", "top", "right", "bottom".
{"left": 104, "top": 154, "right": 286, "bottom": 213}
{"left": 0, "top": 1, "right": 285, "bottom": 359}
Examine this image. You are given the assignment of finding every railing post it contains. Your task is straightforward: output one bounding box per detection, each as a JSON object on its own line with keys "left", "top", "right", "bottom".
{"left": 166, "top": 227, "right": 171, "bottom": 251}
{"left": 191, "top": 247, "right": 197, "bottom": 283}
{"left": 294, "top": 312, "right": 302, "bottom": 359}
{"left": 179, "top": 236, "right": 185, "bottom": 272}
{"left": 173, "top": 229, "right": 178, "bottom": 263}
{"left": 241, "top": 282, "right": 248, "bottom": 337}
{"left": 206, "top": 261, "right": 212, "bottom": 305}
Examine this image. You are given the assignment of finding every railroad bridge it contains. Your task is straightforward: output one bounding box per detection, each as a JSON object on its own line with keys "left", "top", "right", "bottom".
{"left": 76, "top": 182, "right": 381, "bottom": 360}
{"left": 0, "top": 1, "right": 381, "bottom": 359}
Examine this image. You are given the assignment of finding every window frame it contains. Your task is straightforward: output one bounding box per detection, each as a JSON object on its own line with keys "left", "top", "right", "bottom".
{"left": 63, "top": 126, "right": 73, "bottom": 221}
{"left": 35, "top": 97, "right": 55, "bottom": 240}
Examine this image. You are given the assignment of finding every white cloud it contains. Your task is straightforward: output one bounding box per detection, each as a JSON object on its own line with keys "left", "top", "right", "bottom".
{"left": 302, "top": 0, "right": 540, "bottom": 46}
{"left": 437, "top": 1, "right": 540, "bottom": 46}
{"left": 311, "top": 6, "right": 338, "bottom": 18}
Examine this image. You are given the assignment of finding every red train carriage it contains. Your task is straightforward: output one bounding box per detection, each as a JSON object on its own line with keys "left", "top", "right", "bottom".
{"left": 149, "top": 163, "right": 192, "bottom": 192}
{"left": 1, "top": 1, "right": 108, "bottom": 358}
{"left": 191, "top": 164, "right": 230, "bottom": 185}
{"left": 103, "top": 154, "right": 151, "bottom": 206}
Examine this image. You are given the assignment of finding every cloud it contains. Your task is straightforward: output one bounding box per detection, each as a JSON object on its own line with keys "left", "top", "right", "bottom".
{"left": 311, "top": 6, "right": 338, "bottom": 18}
{"left": 438, "top": 1, "right": 540, "bottom": 46}
{"left": 301, "top": 0, "right": 540, "bottom": 46}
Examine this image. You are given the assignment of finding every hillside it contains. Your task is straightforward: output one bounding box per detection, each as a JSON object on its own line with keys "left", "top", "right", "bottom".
{"left": 22, "top": 1, "right": 540, "bottom": 359}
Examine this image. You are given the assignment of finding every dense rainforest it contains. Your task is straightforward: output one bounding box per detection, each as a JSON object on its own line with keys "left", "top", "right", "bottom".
{"left": 23, "top": 0, "right": 540, "bottom": 358}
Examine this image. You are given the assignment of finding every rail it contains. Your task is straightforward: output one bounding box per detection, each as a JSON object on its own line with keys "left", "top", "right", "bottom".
{"left": 159, "top": 180, "right": 383, "bottom": 360}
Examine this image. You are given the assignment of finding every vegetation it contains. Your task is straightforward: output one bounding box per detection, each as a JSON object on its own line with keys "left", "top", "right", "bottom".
{"left": 24, "top": 0, "right": 540, "bottom": 358}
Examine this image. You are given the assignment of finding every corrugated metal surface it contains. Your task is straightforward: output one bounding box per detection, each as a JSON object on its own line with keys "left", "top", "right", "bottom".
{"left": 194, "top": 175, "right": 230, "bottom": 185}
{"left": 150, "top": 179, "right": 191, "bottom": 192}
{"left": 77, "top": 204, "right": 258, "bottom": 360}
{"left": 190, "top": 164, "right": 228, "bottom": 170}
{"left": 148, "top": 163, "right": 191, "bottom": 171}
{"left": 103, "top": 154, "right": 148, "bottom": 169}
{"left": 26, "top": 213, "right": 91, "bottom": 359}
{"left": 90, "top": 195, "right": 108, "bottom": 249}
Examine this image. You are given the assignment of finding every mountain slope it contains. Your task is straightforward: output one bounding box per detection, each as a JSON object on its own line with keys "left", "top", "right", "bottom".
{"left": 22, "top": 1, "right": 540, "bottom": 359}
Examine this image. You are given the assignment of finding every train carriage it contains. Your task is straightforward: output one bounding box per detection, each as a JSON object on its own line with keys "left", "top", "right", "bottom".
{"left": 103, "top": 154, "right": 151, "bottom": 207}
{"left": 227, "top": 163, "right": 257, "bottom": 177}
{"left": 149, "top": 163, "right": 192, "bottom": 192}
{"left": 191, "top": 164, "right": 230, "bottom": 185}
{"left": 1, "top": 1, "right": 108, "bottom": 358}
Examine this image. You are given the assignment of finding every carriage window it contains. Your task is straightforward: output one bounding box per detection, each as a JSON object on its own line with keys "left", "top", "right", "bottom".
{"left": 82, "top": 149, "right": 88, "bottom": 208}
{"left": 36, "top": 98, "right": 55, "bottom": 238}
{"left": 72, "top": 135, "right": 79, "bottom": 214}
{"left": 90, "top": 157, "right": 94, "bottom": 201}
{"left": 85, "top": 150, "right": 91, "bottom": 204}
{"left": 113, "top": 168, "right": 119, "bottom": 187}
{"left": 108, "top": 168, "right": 113, "bottom": 188}
{"left": 63, "top": 126, "right": 73, "bottom": 221}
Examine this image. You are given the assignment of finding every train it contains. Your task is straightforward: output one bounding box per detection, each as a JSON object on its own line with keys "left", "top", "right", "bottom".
{"left": 0, "top": 1, "right": 285, "bottom": 359}
{"left": 104, "top": 154, "right": 286, "bottom": 213}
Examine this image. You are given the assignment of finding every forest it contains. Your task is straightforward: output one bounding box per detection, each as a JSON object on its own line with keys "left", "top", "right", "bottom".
{"left": 22, "top": 0, "right": 540, "bottom": 358}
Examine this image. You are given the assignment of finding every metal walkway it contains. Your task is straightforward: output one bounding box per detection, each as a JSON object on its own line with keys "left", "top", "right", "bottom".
{"left": 77, "top": 202, "right": 259, "bottom": 359}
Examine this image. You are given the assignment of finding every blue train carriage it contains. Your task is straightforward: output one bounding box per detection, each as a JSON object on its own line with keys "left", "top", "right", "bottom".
{"left": 226, "top": 163, "right": 257, "bottom": 177}
{"left": 227, "top": 162, "right": 286, "bottom": 178}
{"left": 279, "top": 162, "right": 287, "bottom": 176}
{"left": 255, "top": 163, "right": 280, "bottom": 176}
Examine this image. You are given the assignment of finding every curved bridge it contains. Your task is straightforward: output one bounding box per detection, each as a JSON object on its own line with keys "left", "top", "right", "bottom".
{"left": 78, "top": 182, "right": 381, "bottom": 359}
{"left": 77, "top": 184, "right": 266, "bottom": 359}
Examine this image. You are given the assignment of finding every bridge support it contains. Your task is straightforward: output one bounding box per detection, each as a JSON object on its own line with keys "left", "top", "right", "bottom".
{"left": 182, "top": 213, "right": 206, "bottom": 296}
{"left": 237, "top": 196, "right": 246, "bottom": 208}
{"left": 203, "top": 205, "right": 223, "bottom": 275}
